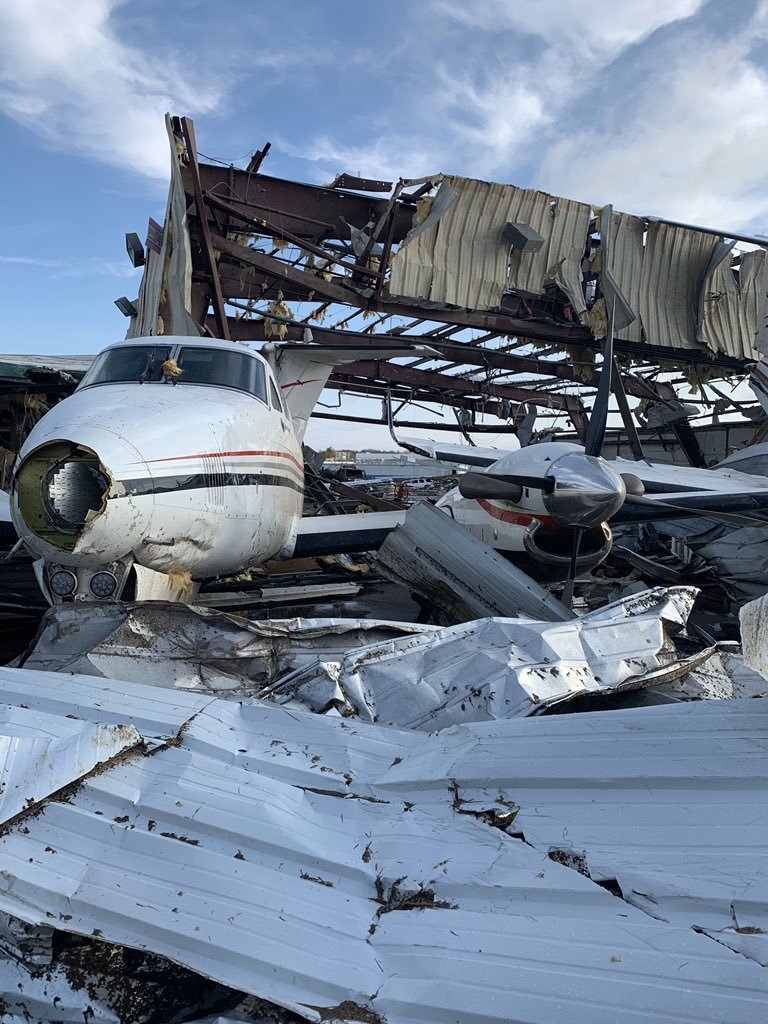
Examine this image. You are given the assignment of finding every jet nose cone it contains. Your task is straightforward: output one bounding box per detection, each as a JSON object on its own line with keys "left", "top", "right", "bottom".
{"left": 12, "top": 430, "right": 153, "bottom": 563}
{"left": 13, "top": 440, "right": 111, "bottom": 552}
{"left": 543, "top": 452, "right": 626, "bottom": 528}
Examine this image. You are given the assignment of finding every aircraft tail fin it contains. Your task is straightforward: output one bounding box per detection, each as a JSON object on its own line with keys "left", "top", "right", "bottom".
{"left": 262, "top": 343, "right": 425, "bottom": 442}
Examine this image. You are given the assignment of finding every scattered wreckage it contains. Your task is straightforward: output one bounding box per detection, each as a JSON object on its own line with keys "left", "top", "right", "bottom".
{"left": 2, "top": 577, "right": 768, "bottom": 1023}
{"left": 3, "top": 113, "right": 768, "bottom": 1023}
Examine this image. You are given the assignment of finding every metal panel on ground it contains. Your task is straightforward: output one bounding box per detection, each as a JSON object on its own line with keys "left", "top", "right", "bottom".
{"left": 376, "top": 501, "right": 574, "bottom": 622}
{"left": 379, "top": 698, "right": 768, "bottom": 968}
{"left": 0, "top": 673, "right": 766, "bottom": 1021}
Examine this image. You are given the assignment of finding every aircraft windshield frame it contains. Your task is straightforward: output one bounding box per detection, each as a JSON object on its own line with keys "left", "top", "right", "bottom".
{"left": 80, "top": 345, "right": 173, "bottom": 386}
{"left": 79, "top": 344, "right": 267, "bottom": 402}
{"left": 175, "top": 346, "right": 266, "bottom": 401}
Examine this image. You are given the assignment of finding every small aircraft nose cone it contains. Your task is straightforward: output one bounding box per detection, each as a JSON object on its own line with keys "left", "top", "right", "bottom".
{"left": 543, "top": 452, "right": 626, "bottom": 528}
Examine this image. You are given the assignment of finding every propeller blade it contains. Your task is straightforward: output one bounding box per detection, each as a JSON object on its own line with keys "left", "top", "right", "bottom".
{"left": 459, "top": 472, "right": 522, "bottom": 502}
{"left": 560, "top": 526, "right": 584, "bottom": 609}
{"left": 618, "top": 494, "right": 768, "bottom": 528}
{"left": 583, "top": 297, "right": 615, "bottom": 459}
{"left": 459, "top": 471, "right": 555, "bottom": 501}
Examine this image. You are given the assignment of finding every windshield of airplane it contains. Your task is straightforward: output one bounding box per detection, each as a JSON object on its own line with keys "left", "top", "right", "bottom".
{"left": 80, "top": 345, "right": 173, "bottom": 386}
{"left": 176, "top": 347, "right": 266, "bottom": 400}
{"left": 79, "top": 345, "right": 267, "bottom": 401}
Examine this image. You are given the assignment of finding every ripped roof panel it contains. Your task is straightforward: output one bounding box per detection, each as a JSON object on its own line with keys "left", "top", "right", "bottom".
{"left": 0, "top": 663, "right": 767, "bottom": 1020}
{"left": 389, "top": 176, "right": 590, "bottom": 316}
{"left": 379, "top": 697, "right": 768, "bottom": 963}
{"left": 0, "top": 664, "right": 211, "bottom": 739}
{"left": 700, "top": 247, "right": 768, "bottom": 361}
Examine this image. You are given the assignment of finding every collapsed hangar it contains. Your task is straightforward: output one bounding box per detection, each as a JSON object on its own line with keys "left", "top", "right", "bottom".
{"left": 112, "top": 114, "right": 768, "bottom": 467}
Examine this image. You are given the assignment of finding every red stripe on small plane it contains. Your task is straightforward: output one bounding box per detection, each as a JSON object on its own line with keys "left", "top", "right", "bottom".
{"left": 477, "top": 498, "right": 560, "bottom": 529}
{"left": 280, "top": 378, "right": 322, "bottom": 389}
{"left": 145, "top": 450, "right": 303, "bottom": 470}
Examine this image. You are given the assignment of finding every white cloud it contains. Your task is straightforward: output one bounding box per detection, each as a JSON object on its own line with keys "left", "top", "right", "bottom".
{"left": 293, "top": 0, "right": 706, "bottom": 185}
{"left": 0, "top": 254, "right": 139, "bottom": 278}
{"left": 432, "top": 0, "right": 704, "bottom": 61}
{"left": 538, "top": 11, "right": 768, "bottom": 227}
{"left": 0, "top": 0, "right": 222, "bottom": 179}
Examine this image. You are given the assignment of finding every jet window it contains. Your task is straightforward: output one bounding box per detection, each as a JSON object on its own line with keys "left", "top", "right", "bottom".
{"left": 269, "top": 378, "right": 284, "bottom": 412}
{"left": 80, "top": 345, "right": 172, "bottom": 386}
{"left": 176, "top": 347, "right": 266, "bottom": 400}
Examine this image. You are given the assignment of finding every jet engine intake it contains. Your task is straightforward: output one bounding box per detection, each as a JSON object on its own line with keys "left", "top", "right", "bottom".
{"left": 14, "top": 441, "right": 110, "bottom": 550}
{"left": 523, "top": 519, "right": 612, "bottom": 576}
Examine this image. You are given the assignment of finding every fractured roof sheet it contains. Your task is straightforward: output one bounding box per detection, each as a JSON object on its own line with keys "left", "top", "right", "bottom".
{"left": 379, "top": 698, "right": 768, "bottom": 968}
{"left": 389, "top": 176, "right": 590, "bottom": 316}
{"left": 274, "top": 588, "right": 701, "bottom": 728}
{"left": 700, "top": 247, "right": 768, "bottom": 361}
{"left": 604, "top": 215, "right": 724, "bottom": 352}
{"left": 0, "top": 665, "right": 767, "bottom": 1021}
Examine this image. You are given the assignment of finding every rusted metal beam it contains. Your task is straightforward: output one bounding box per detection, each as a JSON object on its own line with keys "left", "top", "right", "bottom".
{"left": 611, "top": 357, "right": 645, "bottom": 460}
{"left": 196, "top": 163, "right": 416, "bottom": 242}
{"left": 211, "top": 234, "right": 365, "bottom": 306}
{"left": 213, "top": 314, "right": 649, "bottom": 408}
{"left": 204, "top": 191, "right": 386, "bottom": 282}
{"left": 180, "top": 118, "right": 230, "bottom": 340}
{"left": 312, "top": 411, "right": 520, "bottom": 433}
{"left": 337, "top": 359, "right": 577, "bottom": 414}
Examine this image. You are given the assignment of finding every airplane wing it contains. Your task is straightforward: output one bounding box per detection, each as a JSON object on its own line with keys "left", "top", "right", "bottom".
{"left": 394, "top": 437, "right": 505, "bottom": 468}
{"left": 609, "top": 457, "right": 768, "bottom": 524}
{"left": 292, "top": 510, "right": 407, "bottom": 558}
{"left": 262, "top": 343, "right": 427, "bottom": 442}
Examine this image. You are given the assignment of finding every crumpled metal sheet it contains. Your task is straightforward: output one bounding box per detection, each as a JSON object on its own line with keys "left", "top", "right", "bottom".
{"left": 389, "top": 176, "right": 590, "bottom": 316}
{"left": 271, "top": 587, "right": 702, "bottom": 728}
{"left": 380, "top": 697, "right": 768, "bottom": 971}
{"left": 700, "top": 247, "right": 767, "bottom": 361}
{"left": 0, "top": 668, "right": 766, "bottom": 1022}
{"left": 21, "top": 603, "right": 432, "bottom": 693}
{"left": 0, "top": 707, "right": 140, "bottom": 825}
{"left": 605, "top": 216, "right": 722, "bottom": 351}
{"left": 739, "top": 592, "right": 768, "bottom": 680}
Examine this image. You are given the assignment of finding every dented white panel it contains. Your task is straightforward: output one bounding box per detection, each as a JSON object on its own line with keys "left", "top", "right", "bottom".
{"left": 0, "top": 686, "right": 765, "bottom": 1021}
{"left": 274, "top": 588, "right": 699, "bottom": 727}
{"left": 0, "top": 706, "right": 140, "bottom": 826}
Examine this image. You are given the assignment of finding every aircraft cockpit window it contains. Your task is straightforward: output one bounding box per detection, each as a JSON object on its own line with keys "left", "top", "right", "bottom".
{"left": 80, "top": 345, "right": 172, "bottom": 386}
{"left": 269, "top": 379, "right": 284, "bottom": 412}
{"left": 176, "top": 347, "right": 267, "bottom": 400}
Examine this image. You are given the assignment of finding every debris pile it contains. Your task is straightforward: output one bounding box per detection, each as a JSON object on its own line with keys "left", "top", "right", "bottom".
{"left": 1, "top": 654, "right": 767, "bottom": 1023}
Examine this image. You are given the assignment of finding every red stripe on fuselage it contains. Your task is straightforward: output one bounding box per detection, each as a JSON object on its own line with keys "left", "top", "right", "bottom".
{"left": 477, "top": 498, "right": 562, "bottom": 530}
{"left": 144, "top": 449, "right": 303, "bottom": 470}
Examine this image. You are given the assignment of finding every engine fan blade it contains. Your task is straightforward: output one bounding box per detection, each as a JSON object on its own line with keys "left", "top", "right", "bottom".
{"left": 583, "top": 297, "right": 615, "bottom": 459}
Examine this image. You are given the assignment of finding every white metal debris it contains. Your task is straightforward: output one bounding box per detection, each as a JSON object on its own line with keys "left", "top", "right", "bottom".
{"left": 379, "top": 698, "right": 768, "bottom": 970}
{"left": 0, "top": 666, "right": 766, "bottom": 1022}
{"left": 389, "top": 176, "right": 590, "bottom": 317}
{"left": 739, "top": 592, "right": 768, "bottom": 680}
{"left": 20, "top": 603, "right": 432, "bottom": 692}
{"left": 272, "top": 587, "right": 704, "bottom": 727}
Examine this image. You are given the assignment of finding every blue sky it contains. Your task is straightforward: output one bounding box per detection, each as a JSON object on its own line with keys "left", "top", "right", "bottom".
{"left": 1, "top": 0, "right": 767, "bottom": 448}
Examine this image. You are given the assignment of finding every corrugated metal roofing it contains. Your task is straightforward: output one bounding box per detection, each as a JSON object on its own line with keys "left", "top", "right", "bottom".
{"left": 275, "top": 588, "right": 702, "bottom": 728}
{"left": 389, "top": 176, "right": 590, "bottom": 316}
{"left": 700, "top": 247, "right": 768, "bottom": 361}
{"left": 607, "top": 211, "right": 645, "bottom": 343}
{"left": 379, "top": 698, "right": 768, "bottom": 968}
{"left": 602, "top": 214, "right": 762, "bottom": 356}
{"left": 0, "top": 663, "right": 766, "bottom": 1021}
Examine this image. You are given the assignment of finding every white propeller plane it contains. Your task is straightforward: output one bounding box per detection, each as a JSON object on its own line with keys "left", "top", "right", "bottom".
{"left": 392, "top": 434, "right": 768, "bottom": 586}
{"left": 10, "top": 336, "right": 410, "bottom": 604}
